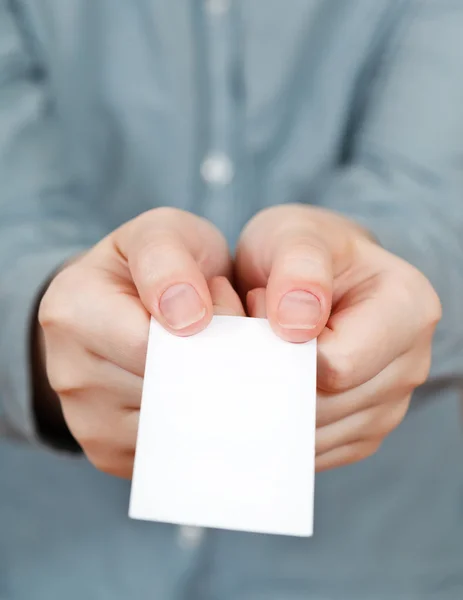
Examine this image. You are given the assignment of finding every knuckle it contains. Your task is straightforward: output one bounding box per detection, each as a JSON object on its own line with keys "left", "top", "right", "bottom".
{"left": 133, "top": 206, "right": 181, "bottom": 228}
{"left": 73, "top": 423, "right": 110, "bottom": 459}
{"left": 209, "top": 274, "right": 228, "bottom": 288}
{"left": 365, "top": 438, "right": 383, "bottom": 458}
{"left": 321, "top": 351, "right": 357, "bottom": 393}
{"left": 400, "top": 268, "right": 442, "bottom": 328}
{"left": 380, "top": 400, "right": 409, "bottom": 435}
{"left": 148, "top": 206, "right": 184, "bottom": 224}
{"left": 413, "top": 271, "right": 442, "bottom": 326}
{"left": 61, "top": 401, "right": 114, "bottom": 456}
{"left": 37, "top": 294, "right": 52, "bottom": 328}
{"left": 38, "top": 288, "right": 62, "bottom": 329}
{"left": 45, "top": 351, "right": 95, "bottom": 396}
{"left": 128, "top": 328, "right": 149, "bottom": 357}
{"left": 104, "top": 463, "right": 133, "bottom": 479}
{"left": 138, "top": 234, "right": 175, "bottom": 256}
{"left": 424, "top": 287, "right": 442, "bottom": 328}
{"left": 277, "top": 237, "right": 331, "bottom": 277}
{"left": 38, "top": 269, "right": 80, "bottom": 330}
{"left": 123, "top": 331, "right": 149, "bottom": 369}
{"left": 65, "top": 416, "right": 95, "bottom": 449}
{"left": 66, "top": 409, "right": 135, "bottom": 478}
{"left": 412, "top": 359, "right": 432, "bottom": 388}
{"left": 85, "top": 450, "right": 113, "bottom": 475}
{"left": 283, "top": 238, "right": 328, "bottom": 263}
{"left": 85, "top": 447, "right": 132, "bottom": 478}
{"left": 134, "top": 237, "right": 184, "bottom": 280}
{"left": 340, "top": 439, "right": 382, "bottom": 468}
{"left": 135, "top": 208, "right": 189, "bottom": 243}
{"left": 405, "top": 352, "right": 432, "bottom": 390}
{"left": 352, "top": 439, "right": 382, "bottom": 464}
{"left": 392, "top": 275, "right": 418, "bottom": 313}
{"left": 47, "top": 368, "right": 84, "bottom": 396}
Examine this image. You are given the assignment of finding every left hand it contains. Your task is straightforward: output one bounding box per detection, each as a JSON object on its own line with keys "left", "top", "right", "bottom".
{"left": 235, "top": 205, "right": 441, "bottom": 471}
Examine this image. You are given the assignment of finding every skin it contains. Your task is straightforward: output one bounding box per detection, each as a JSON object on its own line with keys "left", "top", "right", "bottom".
{"left": 38, "top": 205, "right": 441, "bottom": 478}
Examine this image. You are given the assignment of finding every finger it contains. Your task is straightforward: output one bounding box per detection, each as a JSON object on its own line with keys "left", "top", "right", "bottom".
{"left": 258, "top": 233, "right": 334, "bottom": 341}
{"left": 40, "top": 263, "right": 151, "bottom": 377}
{"left": 86, "top": 441, "right": 136, "bottom": 479}
{"left": 236, "top": 206, "right": 353, "bottom": 294}
{"left": 265, "top": 236, "right": 333, "bottom": 342}
{"left": 267, "top": 237, "right": 333, "bottom": 342}
{"left": 317, "top": 270, "right": 434, "bottom": 393}
{"left": 46, "top": 343, "right": 143, "bottom": 409}
{"left": 316, "top": 349, "right": 428, "bottom": 428}
{"left": 63, "top": 400, "right": 139, "bottom": 456}
{"left": 315, "top": 439, "right": 382, "bottom": 472}
{"left": 108, "top": 208, "right": 231, "bottom": 335}
{"left": 246, "top": 287, "right": 267, "bottom": 318}
{"left": 209, "top": 276, "right": 246, "bottom": 316}
{"left": 93, "top": 453, "right": 134, "bottom": 480}
{"left": 236, "top": 206, "right": 353, "bottom": 342}
{"left": 61, "top": 383, "right": 140, "bottom": 479}
{"left": 315, "top": 397, "right": 410, "bottom": 455}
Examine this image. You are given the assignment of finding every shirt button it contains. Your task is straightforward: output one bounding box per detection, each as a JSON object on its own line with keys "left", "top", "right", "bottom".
{"left": 201, "top": 152, "right": 234, "bottom": 186}
{"left": 177, "top": 525, "right": 205, "bottom": 550}
{"left": 205, "top": 0, "right": 231, "bottom": 16}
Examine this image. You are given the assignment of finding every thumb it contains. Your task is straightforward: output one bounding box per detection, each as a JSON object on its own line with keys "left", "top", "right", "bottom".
{"left": 106, "top": 208, "right": 231, "bottom": 335}
{"left": 236, "top": 206, "right": 354, "bottom": 343}
{"left": 265, "top": 234, "right": 333, "bottom": 342}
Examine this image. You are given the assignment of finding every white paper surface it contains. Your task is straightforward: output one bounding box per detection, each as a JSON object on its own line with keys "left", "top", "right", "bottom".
{"left": 129, "top": 316, "right": 316, "bottom": 537}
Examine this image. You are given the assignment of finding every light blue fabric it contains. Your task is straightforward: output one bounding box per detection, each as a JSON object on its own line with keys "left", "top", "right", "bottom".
{"left": 1, "top": 1, "right": 463, "bottom": 598}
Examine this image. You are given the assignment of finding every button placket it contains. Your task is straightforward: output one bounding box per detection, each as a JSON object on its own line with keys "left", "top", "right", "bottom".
{"left": 198, "top": 0, "right": 239, "bottom": 240}
{"left": 177, "top": 525, "right": 205, "bottom": 550}
{"left": 204, "top": 0, "right": 231, "bottom": 17}
{"left": 201, "top": 152, "right": 234, "bottom": 186}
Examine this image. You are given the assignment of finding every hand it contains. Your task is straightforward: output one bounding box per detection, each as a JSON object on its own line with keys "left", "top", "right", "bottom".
{"left": 38, "top": 208, "right": 245, "bottom": 477}
{"left": 236, "top": 204, "right": 441, "bottom": 471}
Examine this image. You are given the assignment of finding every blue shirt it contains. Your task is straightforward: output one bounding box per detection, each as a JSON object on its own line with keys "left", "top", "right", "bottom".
{"left": 1, "top": 1, "right": 463, "bottom": 598}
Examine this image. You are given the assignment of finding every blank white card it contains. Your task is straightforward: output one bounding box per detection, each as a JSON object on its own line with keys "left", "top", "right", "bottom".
{"left": 129, "top": 316, "right": 316, "bottom": 537}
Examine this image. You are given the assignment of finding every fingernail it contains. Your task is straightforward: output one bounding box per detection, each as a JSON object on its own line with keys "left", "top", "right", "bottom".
{"left": 277, "top": 290, "right": 321, "bottom": 330}
{"left": 160, "top": 283, "right": 206, "bottom": 330}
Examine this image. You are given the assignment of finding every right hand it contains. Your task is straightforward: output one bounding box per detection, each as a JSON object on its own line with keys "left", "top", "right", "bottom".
{"left": 38, "top": 208, "right": 244, "bottom": 478}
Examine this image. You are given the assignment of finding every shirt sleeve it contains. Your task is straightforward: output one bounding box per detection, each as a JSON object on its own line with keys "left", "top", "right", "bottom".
{"left": 0, "top": 3, "right": 104, "bottom": 444}
{"left": 314, "top": 0, "right": 463, "bottom": 382}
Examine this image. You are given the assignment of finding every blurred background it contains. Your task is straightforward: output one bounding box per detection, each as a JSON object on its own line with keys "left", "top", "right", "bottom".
{"left": 1, "top": 1, "right": 463, "bottom": 599}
